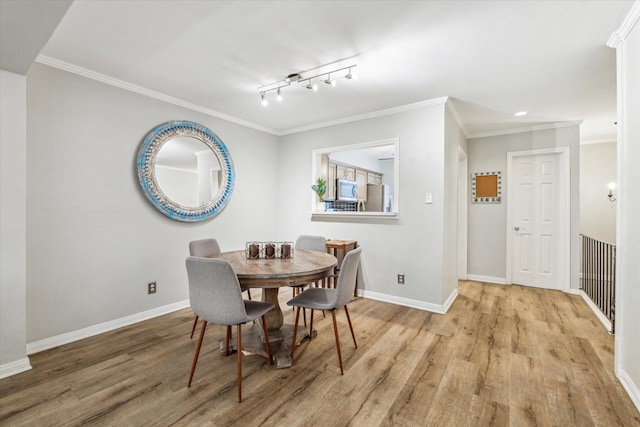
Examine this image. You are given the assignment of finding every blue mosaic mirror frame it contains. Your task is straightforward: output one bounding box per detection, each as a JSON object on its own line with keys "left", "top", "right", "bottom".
{"left": 137, "top": 121, "right": 235, "bottom": 222}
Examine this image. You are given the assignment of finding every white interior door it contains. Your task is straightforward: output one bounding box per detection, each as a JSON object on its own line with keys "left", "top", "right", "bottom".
{"left": 511, "top": 153, "right": 564, "bottom": 290}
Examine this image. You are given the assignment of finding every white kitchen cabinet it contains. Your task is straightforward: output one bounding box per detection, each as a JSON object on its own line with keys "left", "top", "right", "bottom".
{"left": 325, "top": 163, "right": 337, "bottom": 200}
{"left": 367, "top": 172, "right": 382, "bottom": 185}
{"left": 327, "top": 161, "right": 382, "bottom": 201}
{"left": 336, "top": 164, "right": 356, "bottom": 181}
{"left": 356, "top": 169, "right": 368, "bottom": 201}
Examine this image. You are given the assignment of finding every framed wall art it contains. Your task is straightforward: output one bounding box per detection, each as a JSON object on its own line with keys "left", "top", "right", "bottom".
{"left": 472, "top": 171, "right": 501, "bottom": 203}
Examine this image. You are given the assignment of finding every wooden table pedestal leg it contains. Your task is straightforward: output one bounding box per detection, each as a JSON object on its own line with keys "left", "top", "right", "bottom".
{"left": 219, "top": 287, "right": 312, "bottom": 369}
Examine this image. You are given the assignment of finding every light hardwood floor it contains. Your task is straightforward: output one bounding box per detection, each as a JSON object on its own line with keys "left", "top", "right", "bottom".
{"left": 1, "top": 281, "right": 638, "bottom": 426}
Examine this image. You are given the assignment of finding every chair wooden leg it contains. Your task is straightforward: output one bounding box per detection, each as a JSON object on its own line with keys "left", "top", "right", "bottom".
{"left": 247, "top": 289, "right": 252, "bottom": 300}
{"left": 344, "top": 305, "right": 357, "bottom": 348}
{"left": 303, "top": 308, "right": 307, "bottom": 327}
{"left": 309, "top": 309, "right": 315, "bottom": 341}
{"left": 225, "top": 325, "right": 231, "bottom": 355}
{"left": 188, "top": 320, "right": 207, "bottom": 387}
{"left": 260, "top": 315, "right": 272, "bottom": 365}
{"left": 290, "top": 307, "right": 301, "bottom": 358}
{"left": 190, "top": 315, "right": 199, "bottom": 339}
{"left": 237, "top": 324, "right": 242, "bottom": 402}
{"left": 331, "top": 310, "right": 344, "bottom": 375}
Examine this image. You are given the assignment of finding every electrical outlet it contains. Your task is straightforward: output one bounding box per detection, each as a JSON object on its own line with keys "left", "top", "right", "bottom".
{"left": 397, "top": 274, "right": 405, "bottom": 284}
{"left": 148, "top": 281, "right": 157, "bottom": 294}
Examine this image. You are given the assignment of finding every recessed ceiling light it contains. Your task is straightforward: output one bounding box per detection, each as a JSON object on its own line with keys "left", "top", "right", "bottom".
{"left": 514, "top": 111, "right": 527, "bottom": 117}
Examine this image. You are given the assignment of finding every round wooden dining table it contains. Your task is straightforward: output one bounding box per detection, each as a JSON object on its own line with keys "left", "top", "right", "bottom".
{"left": 213, "top": 249, "right": 337, "bottom": 368}
{"left": 216, "top": 249, "right": 337, "bottom": 331}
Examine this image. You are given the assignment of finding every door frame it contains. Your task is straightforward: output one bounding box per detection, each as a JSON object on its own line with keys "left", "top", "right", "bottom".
{"left": 457, "top": 147, "right": 468, "bottom": 280}
{"left": 505, "top": 147, "right": 570, "bottom": 291}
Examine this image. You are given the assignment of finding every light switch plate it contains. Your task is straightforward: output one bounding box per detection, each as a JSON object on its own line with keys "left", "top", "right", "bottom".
{"left": 425, "top": 193, "right": 433, "bottom": 204}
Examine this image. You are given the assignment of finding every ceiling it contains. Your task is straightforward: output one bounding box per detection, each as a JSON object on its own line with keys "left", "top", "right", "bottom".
{"left": 1, "top": 1, "right": 633, "bottom": 142}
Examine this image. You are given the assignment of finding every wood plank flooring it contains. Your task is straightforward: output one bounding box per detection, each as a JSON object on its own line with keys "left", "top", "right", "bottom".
{"left": 1, "top": 281, "right": 638, "bottom": 426}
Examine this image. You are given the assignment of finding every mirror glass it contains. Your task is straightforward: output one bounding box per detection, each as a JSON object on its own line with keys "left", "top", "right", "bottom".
{"left": 137, "top": 121, "right": 234, "bottom": 222}
{"left": 155, "top": 136, "right": 221, "bottom": 208}
{"left": 312, "top": 138, "right": 398, "bottom": 215}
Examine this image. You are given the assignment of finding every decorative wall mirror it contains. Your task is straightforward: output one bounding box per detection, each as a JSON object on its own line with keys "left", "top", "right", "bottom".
{"left": 137, "top": 121, "right": 235, "bottom": 222}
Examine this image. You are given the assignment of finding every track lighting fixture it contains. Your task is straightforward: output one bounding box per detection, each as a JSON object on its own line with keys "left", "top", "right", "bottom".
{"left": 257, "top": 60, "right": 357, "bottom": 106}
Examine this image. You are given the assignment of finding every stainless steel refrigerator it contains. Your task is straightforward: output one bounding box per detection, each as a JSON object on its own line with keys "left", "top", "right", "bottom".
{"left": 366, "top": 184, "right": 393, "bottom": 212}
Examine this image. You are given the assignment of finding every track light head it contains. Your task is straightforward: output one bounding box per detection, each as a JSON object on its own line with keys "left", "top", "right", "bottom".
{"left": 324, "top": 74, "right": 336, "bottom": 87}
{"left": 261, "top": 92, "right": 268, "bottom": 107}
{"left": 276, "top": 87, "right": 283, "bottom": 101}
{"left": 345, "top": 67, "right": 358, "bottom": 80}
{"left": 306, "top": 80, "right": 318, "bottom": 91}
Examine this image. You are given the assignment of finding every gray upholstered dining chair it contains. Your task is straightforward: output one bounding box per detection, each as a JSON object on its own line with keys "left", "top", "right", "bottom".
{"left": 188, "top": 238, "right": 252, "bottom": 339}
{"left": 186, "top": 256, "right": 273, "bottom": 402}
{"left": 292, "top": 235, "right": 327, "bottom": 325}
{"left": 287, "top": 246, "right": 362, "bottom": 375}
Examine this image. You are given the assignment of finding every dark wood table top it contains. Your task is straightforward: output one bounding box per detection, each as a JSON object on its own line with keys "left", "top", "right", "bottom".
{"left": 215, "top": 249, "right": 337, "bottom": 289}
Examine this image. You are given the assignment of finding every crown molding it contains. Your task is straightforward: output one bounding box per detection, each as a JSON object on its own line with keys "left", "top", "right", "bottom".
{"left": 607, "top": 0, "right": 640, "bottom": 48}
{"left": 469, "top": 120, "right": 583, "bottom": 140}
{"left": 36, "top": 55, "right": 451, "bottom": 137}
{"left": 35, "top": 55, "right": 281, "bottom": 135}
{"left": 33, "top": 55, "right": 585, "bottom": 142}
{"left": 279, "top": 97, "right": 449, "bottom": 136}
{"left": 444, "top": 99, "right": 470, "bottom": 138}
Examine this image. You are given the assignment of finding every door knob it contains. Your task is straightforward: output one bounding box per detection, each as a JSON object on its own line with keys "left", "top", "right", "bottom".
{"left": 514, "top": 226, "right": 520, "bottom": 231}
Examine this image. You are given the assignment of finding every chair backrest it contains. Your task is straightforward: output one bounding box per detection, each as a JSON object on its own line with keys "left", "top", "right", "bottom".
{"left": 295, "top": 235, "right": 326, "bottom": 253}
{"left": 332, "top": 247, "right": 362, "bottom": 309}
{"left": 185, "top": 257, "right": 250, "bottom": 326}
{"left": 189, "top": 238, "right": 222, "bottom": 257}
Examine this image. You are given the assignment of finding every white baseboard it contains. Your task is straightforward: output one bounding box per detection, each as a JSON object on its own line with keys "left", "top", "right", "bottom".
{"left": 356, "top": 288, "right": 458, "bottom": 315}
{"left": 568, "top": 289, "right": 613, "bottom": 333}
{"left": 27, "top": 300, "right": 190, "bottom": 355}
{"left": 466, "top": 274, "right": 507, "bottom": 285}
{"left": 0, "top": 357, "right": 32, "bottom": 380}
{"left": 618, "top": 368, "right": 640, "bottom": 413}
{"left": 442, "top": 288, "right": 458, "bottom": 313}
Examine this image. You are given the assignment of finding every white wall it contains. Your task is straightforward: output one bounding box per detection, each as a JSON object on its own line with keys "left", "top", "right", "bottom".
{"left": 467, "top": 125, "right": 581, "bottom": 289}
{"left": 26, "top": 63, "right": 279, "bottom": 343}
{"left": 612, "top": 2, "right": 640, "bottom": 410}
{"left": 580, "top": 141, "right": 617, "bottom": 244}
{"left": 0, "top": 70, "right": 31, "bottom": 377}
{"left": 277, "top": 102, "right": 458, "bottom": 308}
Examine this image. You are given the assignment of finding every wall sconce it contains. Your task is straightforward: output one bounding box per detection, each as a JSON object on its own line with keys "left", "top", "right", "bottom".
{"left": 257, "top": 59, "right": 357, "bottom": 106}
{"left": 608, "top": 182, "right": 617, "bottom": 203}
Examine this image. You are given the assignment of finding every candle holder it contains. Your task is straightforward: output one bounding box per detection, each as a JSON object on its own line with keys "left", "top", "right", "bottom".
{"left": 245, "top": 241, "right": 263, "bottom": 260}
{"left": 245, "top": 241, "right": 295, "bottom": 259}
{"left": 264, "top": 241, "right": 276, "bottom": 259}
{"left": 278, "top": 242, "right": 294, "bottom": 259}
